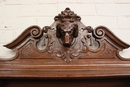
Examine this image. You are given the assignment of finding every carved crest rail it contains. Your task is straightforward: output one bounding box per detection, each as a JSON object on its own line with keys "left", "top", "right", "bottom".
{"left": 0, "top": 8, "right": 130, "bottom": 78}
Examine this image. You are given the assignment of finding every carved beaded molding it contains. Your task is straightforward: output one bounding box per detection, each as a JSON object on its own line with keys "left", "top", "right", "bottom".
{"left": 1, "top": 8, "right": 130, "bottom": 63}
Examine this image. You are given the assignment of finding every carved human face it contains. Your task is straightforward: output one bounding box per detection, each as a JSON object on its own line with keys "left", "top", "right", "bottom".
{"left": 56, "top": 22, "right": 78, "bottom": 47}
{"left": 60, "top": 23, "right": 74, "bottom": 47}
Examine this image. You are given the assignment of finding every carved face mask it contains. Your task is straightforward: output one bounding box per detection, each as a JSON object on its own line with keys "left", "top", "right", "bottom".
{"left": 56, "top": 22, "right": 78, "bottom": 47}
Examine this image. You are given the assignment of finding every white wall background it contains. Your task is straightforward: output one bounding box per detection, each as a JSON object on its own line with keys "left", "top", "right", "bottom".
{"left": 0, "top": 0, "right": 130, "bottom": 58}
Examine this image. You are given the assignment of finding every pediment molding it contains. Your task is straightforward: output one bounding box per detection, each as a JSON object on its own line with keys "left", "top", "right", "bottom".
{"left": 0, "top": 8, "right": 130, "bottom": 78}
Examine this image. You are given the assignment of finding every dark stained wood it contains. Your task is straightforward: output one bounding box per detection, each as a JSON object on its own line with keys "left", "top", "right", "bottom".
{"left": 0, "top": 7, "right": 130, "bottom": 87}
{"left": 1, "top": 77, "right": 130, "bottom": 87}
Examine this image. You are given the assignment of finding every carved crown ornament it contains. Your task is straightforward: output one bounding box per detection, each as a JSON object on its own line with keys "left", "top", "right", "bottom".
{"left": 1, "top": 7, "right": 130, "bottom": 63}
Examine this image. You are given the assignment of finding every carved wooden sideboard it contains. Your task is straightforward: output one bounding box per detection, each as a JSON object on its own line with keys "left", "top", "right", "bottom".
{"left": 1, "top": 8, "right": 130, "bottom": 87}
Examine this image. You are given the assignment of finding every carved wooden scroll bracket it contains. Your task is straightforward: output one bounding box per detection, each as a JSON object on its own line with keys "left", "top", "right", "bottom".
{"left": 0, "top": 8, "right": 130, "bottom": 78}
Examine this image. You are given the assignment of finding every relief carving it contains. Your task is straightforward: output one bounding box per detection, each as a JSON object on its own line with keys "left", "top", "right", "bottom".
{"left": 1, "top": 7, "right": 130, "bottom": 79}
{"left": 40, "top": 8, "right": 94, "bottom": 63}
{"left": 2, "top": 8, "right": 130, "bottom": 63}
